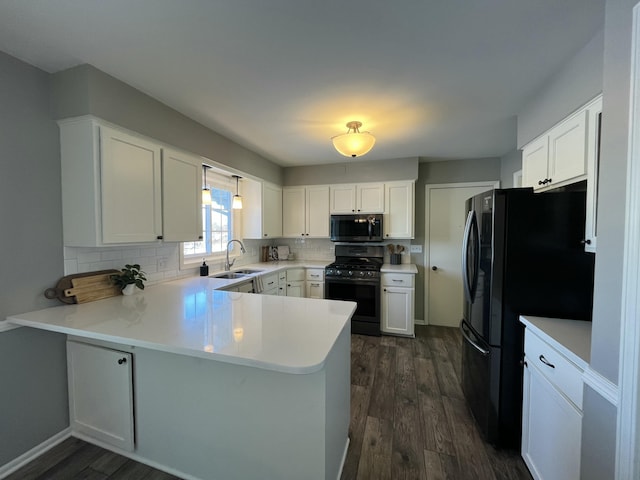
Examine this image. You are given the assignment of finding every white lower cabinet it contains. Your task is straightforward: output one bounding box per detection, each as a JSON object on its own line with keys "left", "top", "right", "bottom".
{"left": 521, "top": 329, "right": 583, "bottom": 480}
{"left": 381, "top": 273, "right": 415, "bottom": 336}
{"left": 260, "top": 272, "right": 279, "bottom": 295}
{"left": 305, "top": 268, "right": 325, "bottom": 299}
{"left": 286, "top": 268, "right": 305, "bottom": 297}
{"left": 278, "top": 271, "right": 287, "bottom": 296}
{"left": 67, "top": 340, "right": 135, "bottom": 451}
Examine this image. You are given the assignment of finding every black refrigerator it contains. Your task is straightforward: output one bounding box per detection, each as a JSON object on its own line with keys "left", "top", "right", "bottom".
{"left": 459, "top": 187, "right": 594, "bottom": 449}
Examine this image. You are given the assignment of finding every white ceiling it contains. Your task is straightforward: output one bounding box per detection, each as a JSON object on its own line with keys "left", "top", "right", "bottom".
{"left": 0, "top": 0, "right": 604, "bottom": 167}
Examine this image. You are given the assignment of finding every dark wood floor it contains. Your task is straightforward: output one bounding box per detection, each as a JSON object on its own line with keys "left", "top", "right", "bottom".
{"left": 7, "top": 325, "right": 532, "bottom": 480}
{"left": 342, "top": 325, "right": 532, "bottom": 480}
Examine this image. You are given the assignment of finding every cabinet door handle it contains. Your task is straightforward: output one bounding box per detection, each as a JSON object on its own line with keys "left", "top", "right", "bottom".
{"left": 156, "top": 235, "right": 163, "bottom": 240}
{"left": 538, "top": 355, "right": 555, "bottom": 368}
{"left": 432, "top": 266, "right": 438, "bottom": 271}
{"left": 538, "top": 180, "right": 544, "bottom": 186}
{"left": 117, "top": 357, "right": 127, "bottom": 365}
{"left": 581, "top": 239, "right": 592, "bottom": 245}
{"left": 392, "top": 279, "right": 403, "bottom": 282}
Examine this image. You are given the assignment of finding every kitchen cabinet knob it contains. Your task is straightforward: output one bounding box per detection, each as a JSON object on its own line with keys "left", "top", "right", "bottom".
{"left": 548, "top": 178, "right": 552, "bottom": 183}
{"left": 538, "top": 180, "right": 544, "bottom": 185}
{"left": 156, "top": 235, "right": 163, "bottom": 240}
{"left": 580, "top": 239, "right": 592, "bottom": 245}
{"left": 432, "top": 266, "right": 438, "bottom": 271}
{"left": 117, "top": 357, "right": 127, "bottom": 365}
{"left": 264, "top": 234, "right": 268, "bottom": 237}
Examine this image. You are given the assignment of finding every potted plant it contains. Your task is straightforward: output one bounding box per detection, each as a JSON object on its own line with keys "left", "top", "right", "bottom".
{"left": 111, "top": 264, "right": 147, "bottom": 295}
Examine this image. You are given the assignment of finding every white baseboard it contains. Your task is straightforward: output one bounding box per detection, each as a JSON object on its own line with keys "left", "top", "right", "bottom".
{"left": 0, "top": 321, "right": 21, "bottom": 333}
{"left": 336, "top": 437, "right": 350, "bottom": 480}
{"left": 583, "top": 366, "right": 619, "bottom": 407}
{"left": 0, "top": 427, "right": 71, "bottom": 479}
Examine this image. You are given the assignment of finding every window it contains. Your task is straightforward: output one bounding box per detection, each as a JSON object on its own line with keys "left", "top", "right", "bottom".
{"left": 183, "top": 174, "right": 240, "bottom": 261}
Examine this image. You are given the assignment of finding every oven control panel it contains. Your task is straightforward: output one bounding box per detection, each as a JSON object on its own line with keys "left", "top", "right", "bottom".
{"left": 325, "top": 268, "right": 380, "bottom": 279}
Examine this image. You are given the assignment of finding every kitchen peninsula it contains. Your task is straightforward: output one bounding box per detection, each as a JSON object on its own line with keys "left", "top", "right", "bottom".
{"left": 7, "top": 276, "right": 356, "bottom": 480}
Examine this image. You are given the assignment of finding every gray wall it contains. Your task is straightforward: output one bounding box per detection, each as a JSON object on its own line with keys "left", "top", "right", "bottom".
{"left": 52, "top": 65, "right": 283, "bottom": 185}
{"left": 517, "top": 29, "right": 604, "bottom": 147}
{"left": 581, "top": 0, "right": 638, "bottom": 477}
{"left": 413, "top": 158, "right": 501, "bottom": 321}
{"left": 282, "top": 157, "right": 419, "bottom": 186}
{"left": 580, "top": 385, "right": 617, "bottom": 480}
{"left": 499, "top": 149, "right": 523, "bottom": 188}
{"left": 0, "top": 51, "right": 69, "bottom": 465}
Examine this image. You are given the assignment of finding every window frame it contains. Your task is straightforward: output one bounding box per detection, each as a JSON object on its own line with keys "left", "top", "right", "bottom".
{"left": 180, "top": 171, "right": 242, "bottom": 270}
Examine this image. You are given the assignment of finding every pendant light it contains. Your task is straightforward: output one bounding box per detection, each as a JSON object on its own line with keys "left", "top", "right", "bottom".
{"left": 232, "top": 175, "right": 243, "bottom": 210}
{"left": 202, "top": 165, "right": 212, "bottom": 206}
{"left": 331, "top": 121, "right": 376, "bottom": 158}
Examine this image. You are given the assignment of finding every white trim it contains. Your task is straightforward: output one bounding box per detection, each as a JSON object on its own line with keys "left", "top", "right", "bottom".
{"left": 423, "top": 181, "right": 500, "bottom": 325}
{"left": 0, "top": 428, "right": 71, "bottom": 479}
{"left": 583, "top": 366, "right": 619, "bottom": 407}
{"left": 336, "top": 437, "right": 350, "bottom": 480}
{"left": 0, "top": 321, "right": 21, "bottom": 333}
{"left": 513, "top": 169, "right": 523, "bottom": 188}
{"left": 617, "top": 4, "right": 640, "bottom": 479}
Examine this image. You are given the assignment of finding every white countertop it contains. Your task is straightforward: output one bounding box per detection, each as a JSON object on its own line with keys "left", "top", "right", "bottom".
{"left": 520, "top": 315, "right": 591, "bottom": 368}
{"left": 381, "top": 263, "right": 418, "bottom": 274}
{"left": 206, "top": 260, "right": 330, "bottom": 290}
{"left": 7, "top": 276, "right": 356, "bottom": 375}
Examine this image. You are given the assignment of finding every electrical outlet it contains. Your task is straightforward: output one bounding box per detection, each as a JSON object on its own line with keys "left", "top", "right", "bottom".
{"left": 157, "top": 257, "right": 167, "bottom": 269}
{"left": 410, "top": 245, "right": 422, "bottom": 253}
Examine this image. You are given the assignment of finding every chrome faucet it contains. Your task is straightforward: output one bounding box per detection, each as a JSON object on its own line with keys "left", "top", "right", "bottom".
{"left": 225, "top": 239, "right": 246, "bottom": 271}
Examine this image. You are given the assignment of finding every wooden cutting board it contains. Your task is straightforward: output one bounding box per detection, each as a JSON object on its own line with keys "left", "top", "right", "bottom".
{"left": 45, "top": 269, "right": 121, "bottom": 304}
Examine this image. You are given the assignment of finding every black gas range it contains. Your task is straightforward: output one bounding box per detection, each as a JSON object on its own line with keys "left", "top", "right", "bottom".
{"left": 325, "top": 245, "right": 384, "bottom": 336}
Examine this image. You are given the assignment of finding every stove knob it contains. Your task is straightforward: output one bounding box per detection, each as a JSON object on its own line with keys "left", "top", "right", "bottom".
{"left": 358, "top": 271, "right": 365, "bottom": 277}
{"left": 348, "top": 270, "right": 353, "bottom": 276}
{"left": 336, "top": 270, "right": 342, "bottom": 276}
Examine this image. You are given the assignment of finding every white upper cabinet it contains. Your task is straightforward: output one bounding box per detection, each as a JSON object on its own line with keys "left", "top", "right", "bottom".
{"left": 330, "top": 183, "right": 384, "bottom": 213}
{"left": 584, "top": 96, "right": 603, "bottom": 252}
{"left": 59, "top": 116, "right": 202, "bottom": 246}
{"left": 521, "top": 94, "right": 602, "bottom": 252}
{"left": 384, "top": 181, "right": 415, "bottom": 239}
{"left": 100, "top": 125, "right": 163, "bottom": 244}
{"left": 522, "top": 96, "right": 601, "bottom": 192}
{"left": 161, "top": 148, "right": 203, "bottom": 243}
{"left": 242, "top": 180, "right": 282, "bottom": 239}
{"left": 282, "top": 185, "right": 330, "bottom": 237}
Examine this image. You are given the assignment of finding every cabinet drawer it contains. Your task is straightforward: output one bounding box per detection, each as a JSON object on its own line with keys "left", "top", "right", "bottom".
{"left": 382, "top": 273, "right": 414, "bottom": 288}
{"left": 261, "top": 272, "right": 278, "bottom": 291}
{"left": 306, "top": 269, "right": 324, "bottom": 281}
{"left": 525, "top": 330, "right": 584, "bottom": 409}
{"left": 287, "top": 269, "right": 305, "bottom": 281}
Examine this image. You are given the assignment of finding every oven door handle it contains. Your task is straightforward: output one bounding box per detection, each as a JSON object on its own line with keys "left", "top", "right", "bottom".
{"left": 459, "top": 319, "right": 490, "bottom": 356}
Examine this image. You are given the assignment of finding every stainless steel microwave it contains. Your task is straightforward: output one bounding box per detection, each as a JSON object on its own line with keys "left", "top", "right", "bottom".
{"left": 330, "top": 214, "right": 383, "bottom": 242}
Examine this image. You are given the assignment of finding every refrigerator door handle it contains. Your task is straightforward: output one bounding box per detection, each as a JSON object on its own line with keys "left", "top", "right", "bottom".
{"left": 462, "top": 210, "right": 478, "bottom": 303}
{"left": 460, "top": 319, "right": 490, "bottom": 356}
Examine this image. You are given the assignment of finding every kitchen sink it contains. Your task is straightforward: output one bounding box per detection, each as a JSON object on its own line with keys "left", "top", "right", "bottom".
{"left": 211, "top": 272, "right": 248, "bottom": 279}
{"left": 232, "top": 269, "right": 263, "bottom": 275}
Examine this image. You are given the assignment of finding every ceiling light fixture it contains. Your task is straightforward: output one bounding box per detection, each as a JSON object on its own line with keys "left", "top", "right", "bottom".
{"left": 232, "top": 175, "right": 243, "bottom": 210}
{"left": 202, "top": 165, "right": 212, "bottom": 206}
{"left": 331, "top": 121, "right": 376, "bottom": 158}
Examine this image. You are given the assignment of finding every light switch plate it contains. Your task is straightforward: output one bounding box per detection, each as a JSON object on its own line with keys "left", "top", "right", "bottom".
{"left": 410, "top": 245, "right": 422, "bottom": 253}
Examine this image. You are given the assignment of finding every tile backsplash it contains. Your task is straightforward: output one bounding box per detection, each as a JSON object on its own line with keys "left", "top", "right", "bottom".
{"left": 64, "top": 238, "right": 413, "bottom": 286}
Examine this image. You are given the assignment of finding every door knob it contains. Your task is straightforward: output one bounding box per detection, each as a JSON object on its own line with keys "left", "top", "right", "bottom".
{"left": 432, "top": 266, "right": 438, "bottom": 271}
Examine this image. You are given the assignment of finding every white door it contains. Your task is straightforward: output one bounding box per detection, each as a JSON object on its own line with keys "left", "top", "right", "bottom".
{"left": 426, "top": 182, "right": 498, "bottom": 326}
